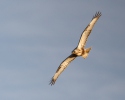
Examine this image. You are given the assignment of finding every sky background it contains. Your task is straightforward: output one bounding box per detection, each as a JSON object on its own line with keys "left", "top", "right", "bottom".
{"left": 0, "top": 0, "right": 125, "bottom": 100}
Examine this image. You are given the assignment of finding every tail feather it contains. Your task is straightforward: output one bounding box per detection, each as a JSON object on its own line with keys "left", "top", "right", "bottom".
{"left": 82, "top": 47, "right": 91, "bottom": 59}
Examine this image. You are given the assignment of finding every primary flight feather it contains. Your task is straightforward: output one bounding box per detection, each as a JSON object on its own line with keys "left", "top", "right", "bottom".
{"left": 50, "top": 12, "right": 101, "bottom": 85}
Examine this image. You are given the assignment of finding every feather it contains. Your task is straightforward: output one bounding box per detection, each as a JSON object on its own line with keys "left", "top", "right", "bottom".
{"left": 49, "top": 54, "right": 77, "bottom": 85}
{"left": 77, "top": 12, "right": 101, "bottom": 49}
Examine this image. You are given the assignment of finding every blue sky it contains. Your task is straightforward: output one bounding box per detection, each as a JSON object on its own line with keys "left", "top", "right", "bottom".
{"left": 0, "top": 0, "right": 125, "bottom": 100}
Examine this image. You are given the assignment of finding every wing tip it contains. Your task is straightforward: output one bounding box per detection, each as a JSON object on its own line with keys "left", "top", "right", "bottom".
{"left": 92, "top": 11, "right": 102, "bottom": 19}
{"left": 49, "top": 77, "right": 56, "bottom": 86}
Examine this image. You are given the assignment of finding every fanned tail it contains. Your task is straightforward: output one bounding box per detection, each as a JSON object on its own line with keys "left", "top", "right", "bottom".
{"left": 82, "top": 47, "right": 92, "bottom": 59}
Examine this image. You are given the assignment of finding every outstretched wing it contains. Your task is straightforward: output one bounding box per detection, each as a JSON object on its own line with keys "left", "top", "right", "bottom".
{"left": 77, "top": 12, "right": 101, "bottom": 49}
{"left": 49, "top": 54, "right": 77, "bottom": 85}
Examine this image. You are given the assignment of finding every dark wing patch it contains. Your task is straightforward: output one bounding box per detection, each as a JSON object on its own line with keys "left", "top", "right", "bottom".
{"left": 56, "top": 54, "right": 77, "bottom": 72}
{"left": 92, "top": 11, "right": 101, "bottom": 20}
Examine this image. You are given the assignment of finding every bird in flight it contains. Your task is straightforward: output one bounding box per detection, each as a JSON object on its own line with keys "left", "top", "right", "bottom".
{"left": 50, "top": 12, "right": 101, "bottom": 85}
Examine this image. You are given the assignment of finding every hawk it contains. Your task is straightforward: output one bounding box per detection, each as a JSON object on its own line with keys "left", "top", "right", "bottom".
{"left": 50, "top": 12, "right": 101, "bottom": 85}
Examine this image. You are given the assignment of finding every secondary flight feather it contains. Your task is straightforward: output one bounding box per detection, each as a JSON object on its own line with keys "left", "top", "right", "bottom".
{"left": 50, "top": 12, "right": 101, "bottom": 85}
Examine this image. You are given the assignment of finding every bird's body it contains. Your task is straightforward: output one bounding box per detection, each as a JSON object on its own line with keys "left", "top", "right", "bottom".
{"left": 50, "top": 12, "right": 101, "bottom": 85}
{"left": 72, "top": 47, "right": 91, "bottom": 58}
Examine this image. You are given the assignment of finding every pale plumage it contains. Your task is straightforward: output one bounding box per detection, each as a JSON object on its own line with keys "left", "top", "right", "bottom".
{"left": 50, "top": 12, "right": 101, "bottom": 85}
